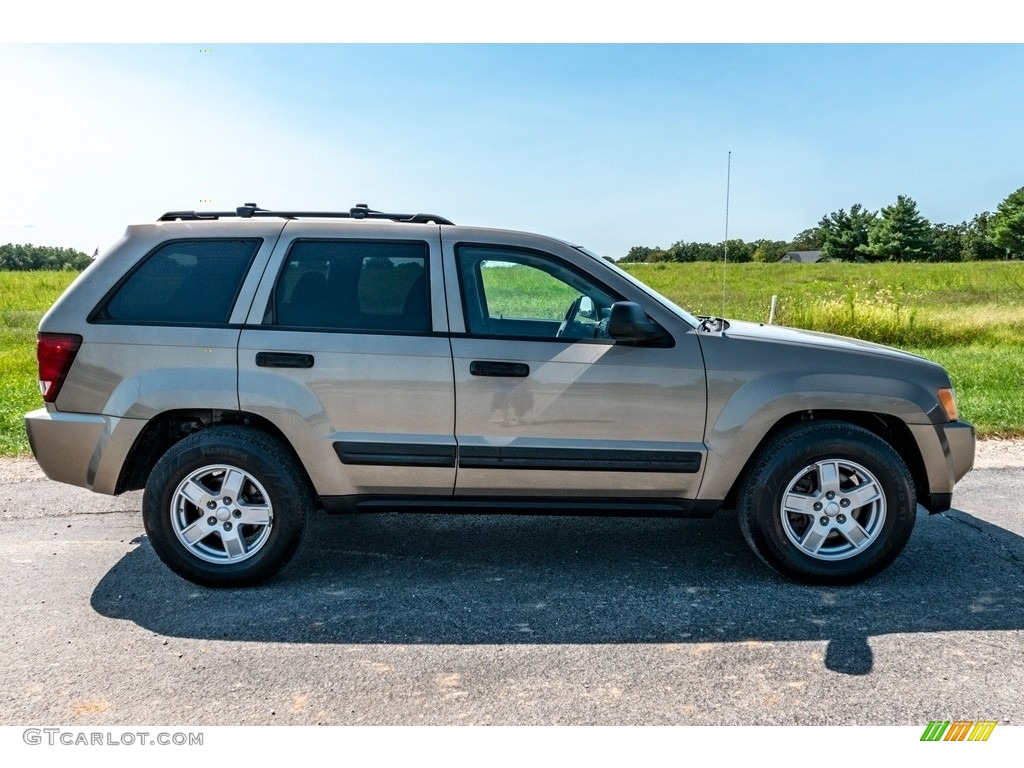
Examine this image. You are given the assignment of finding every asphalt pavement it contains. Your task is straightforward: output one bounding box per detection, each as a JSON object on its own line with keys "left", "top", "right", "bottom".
{"left": 1, "top": 452, "right": 1021, "bottom": 725}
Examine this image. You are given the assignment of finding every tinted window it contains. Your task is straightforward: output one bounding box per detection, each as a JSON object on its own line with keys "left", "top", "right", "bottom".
{"left": 97, "top": 239, "right": 260, "bottom": 324}
{"left": 275, "top": 240, "right": 430, "bottom": 332}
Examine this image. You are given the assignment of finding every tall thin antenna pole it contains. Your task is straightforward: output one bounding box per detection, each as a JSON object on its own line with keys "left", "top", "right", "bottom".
{"left": 722, "top": 150, "right": 732, "bottom": 317}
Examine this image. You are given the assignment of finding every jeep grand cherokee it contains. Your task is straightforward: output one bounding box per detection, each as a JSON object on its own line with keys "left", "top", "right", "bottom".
{"left": 25, "top": 204, "right": 975, "bottom": 586}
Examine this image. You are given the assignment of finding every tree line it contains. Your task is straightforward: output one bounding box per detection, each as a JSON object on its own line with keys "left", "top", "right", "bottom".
{"left": 0, "top": 243, "right": 93, "bottom": 271}
{"left": 624, "top": 185, "right": 1024, "bottom": 263}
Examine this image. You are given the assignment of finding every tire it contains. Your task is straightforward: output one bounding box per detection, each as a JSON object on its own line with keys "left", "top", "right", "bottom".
{"left": 142, "top": 427, "right": 311, "bottom": 587}
{"left": 737, "top": 421, "right": 916, "bottom": 585}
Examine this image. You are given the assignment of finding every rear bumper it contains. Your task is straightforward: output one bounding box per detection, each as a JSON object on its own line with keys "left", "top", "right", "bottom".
{"left": 24, "top": 407, "right": 147, "bottom": 495}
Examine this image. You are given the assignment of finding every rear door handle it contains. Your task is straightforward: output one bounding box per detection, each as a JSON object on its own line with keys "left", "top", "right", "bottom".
{"left": 255, "top": 352, "right": 315, "bottom": 369}
{"left": 469, "top": 360, "right": 530, "bottom": 378}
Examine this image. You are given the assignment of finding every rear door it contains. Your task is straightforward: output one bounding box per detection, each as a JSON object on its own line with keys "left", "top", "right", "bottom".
{"left": 239, "top": 221, "right": 455, "bottom": 497}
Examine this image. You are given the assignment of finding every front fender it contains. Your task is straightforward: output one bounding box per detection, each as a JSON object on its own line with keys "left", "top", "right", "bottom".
{"left": 694, "top": 334, "right": 954, "bottom": 502}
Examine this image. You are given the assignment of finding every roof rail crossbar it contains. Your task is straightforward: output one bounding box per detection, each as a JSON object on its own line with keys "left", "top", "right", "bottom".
{"left": 158, "top": 203, "right": 453, "bottom": 226}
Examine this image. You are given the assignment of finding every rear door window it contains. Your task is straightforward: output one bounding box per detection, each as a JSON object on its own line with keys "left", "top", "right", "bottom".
{"left": 273, "top": 240, "right": 430, "bottom": 333}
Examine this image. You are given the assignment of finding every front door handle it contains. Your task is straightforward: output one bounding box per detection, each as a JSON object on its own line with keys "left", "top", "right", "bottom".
{"left": 470, "top": 360, "right": 530, "bottom": 378}
{"left": 255, "top": 352, "right": 315, "bottom": 369}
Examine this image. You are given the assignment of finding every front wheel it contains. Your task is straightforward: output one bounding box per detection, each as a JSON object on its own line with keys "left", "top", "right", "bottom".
{"left": 143, "top": 427, "right": 311, "bottom": 587}
{"left": 737, "top": 421, "right": 917, "bottom": 585}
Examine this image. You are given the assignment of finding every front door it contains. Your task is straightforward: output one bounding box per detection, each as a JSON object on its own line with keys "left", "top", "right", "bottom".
{"left": 444, "top": 235, "right": 707, "bottom": 499}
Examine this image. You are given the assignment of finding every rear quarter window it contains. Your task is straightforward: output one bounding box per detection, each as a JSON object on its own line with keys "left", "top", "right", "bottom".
{"left": 93, "top": 239, "right": 261, "bottom": 325}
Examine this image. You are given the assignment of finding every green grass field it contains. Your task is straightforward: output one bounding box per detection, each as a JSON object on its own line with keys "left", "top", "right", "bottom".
{"left": 1, "top": 262, "right": 1022, "bottom": 455}
{"left": 1, "top": 271, "right": 81, "bottom": 455}
{"left": 622, "top": 260, "right": 1024, "bottom": 436}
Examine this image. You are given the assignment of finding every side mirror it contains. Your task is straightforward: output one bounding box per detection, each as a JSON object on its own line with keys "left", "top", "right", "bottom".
{"left": 607, "top": 301, "right": 666, "bottom": 343}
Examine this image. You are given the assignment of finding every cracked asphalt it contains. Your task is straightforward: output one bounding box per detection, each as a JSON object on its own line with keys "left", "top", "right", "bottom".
{"left": 0, "top": 447, "right": 1022, "bottom": 726}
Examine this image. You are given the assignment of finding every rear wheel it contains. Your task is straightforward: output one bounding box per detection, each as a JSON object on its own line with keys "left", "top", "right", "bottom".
{"left": 143, "top": 427, "right": 311, "bottom": 587}
{"left": 737, "top": 421, "right": 917, "bottom": 585}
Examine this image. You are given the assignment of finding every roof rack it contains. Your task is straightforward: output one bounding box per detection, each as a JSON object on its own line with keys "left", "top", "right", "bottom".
{"left": 158, "top": 203, "right": 454, "bottom": 226}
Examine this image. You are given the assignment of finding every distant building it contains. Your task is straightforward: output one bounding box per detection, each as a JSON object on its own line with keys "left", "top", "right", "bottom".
{"left": 780, "top": 250, "right": 823, "bottom": 263}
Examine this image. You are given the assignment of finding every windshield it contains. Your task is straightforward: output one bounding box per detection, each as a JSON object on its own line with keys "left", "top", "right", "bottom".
{"left": 573, "top": 246, "right": 700, "bottom": 327}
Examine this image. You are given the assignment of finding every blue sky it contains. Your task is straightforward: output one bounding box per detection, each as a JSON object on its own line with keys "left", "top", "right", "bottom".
{"left": 2, "top": 42, "right": 1022, "bottom": 258}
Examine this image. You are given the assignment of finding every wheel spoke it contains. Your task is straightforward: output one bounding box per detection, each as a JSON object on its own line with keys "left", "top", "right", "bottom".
{"left": 817, "top": 461, "right": 841, "bottom": 495}
{"left": 179, "top": 519, "right": 213, "bottom": 546}
{"left": 800, "top": 522, "right": 830, "bottom": 555}
{"left": 220, "top": 526, "right": 247, "bottom": 560}
{"left": 784, "top": 491, "right": 818, "bottom": 516}
{"left": 844, "top": 480, "right": 882, "bottom": 509}
{"left": 220, "top": 469, "right": 246, "bottom": 502}
{"left": 178, "top": 479, "right": 209, "bottom": 507}
{"left": 836, "top": 517, "right": 872, "bottom": 549}
{"left": 236, "top": 504, "right": 271, "bottom": 526}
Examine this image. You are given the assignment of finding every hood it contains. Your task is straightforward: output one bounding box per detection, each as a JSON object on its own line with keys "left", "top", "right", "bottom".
{"left": 716, "top": 320, "right": 927, "bottom": 364}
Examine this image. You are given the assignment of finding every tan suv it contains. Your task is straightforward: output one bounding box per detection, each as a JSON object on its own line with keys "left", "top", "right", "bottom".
{"left": 25, "top": 204, "right": 975, "bottom": 587}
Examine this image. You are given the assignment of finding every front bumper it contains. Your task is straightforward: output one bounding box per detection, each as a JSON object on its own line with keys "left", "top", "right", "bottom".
{"left": 910, "top": 419, "right": 975, "bottom": 513}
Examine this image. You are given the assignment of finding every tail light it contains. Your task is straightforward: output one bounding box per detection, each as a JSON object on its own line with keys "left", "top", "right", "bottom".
{"left": 37, "top": 333, "right": 82, "bottom": 403}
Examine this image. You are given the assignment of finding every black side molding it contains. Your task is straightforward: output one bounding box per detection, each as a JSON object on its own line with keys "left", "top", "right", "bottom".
{"left": 333, "top": 441, "right": 702, "bottom": 473}
{"left": 458, "top": 446, "right": 702, "bottom": 473}
{"left": 334, "top": 442, "right": 457, "bottom": 468}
